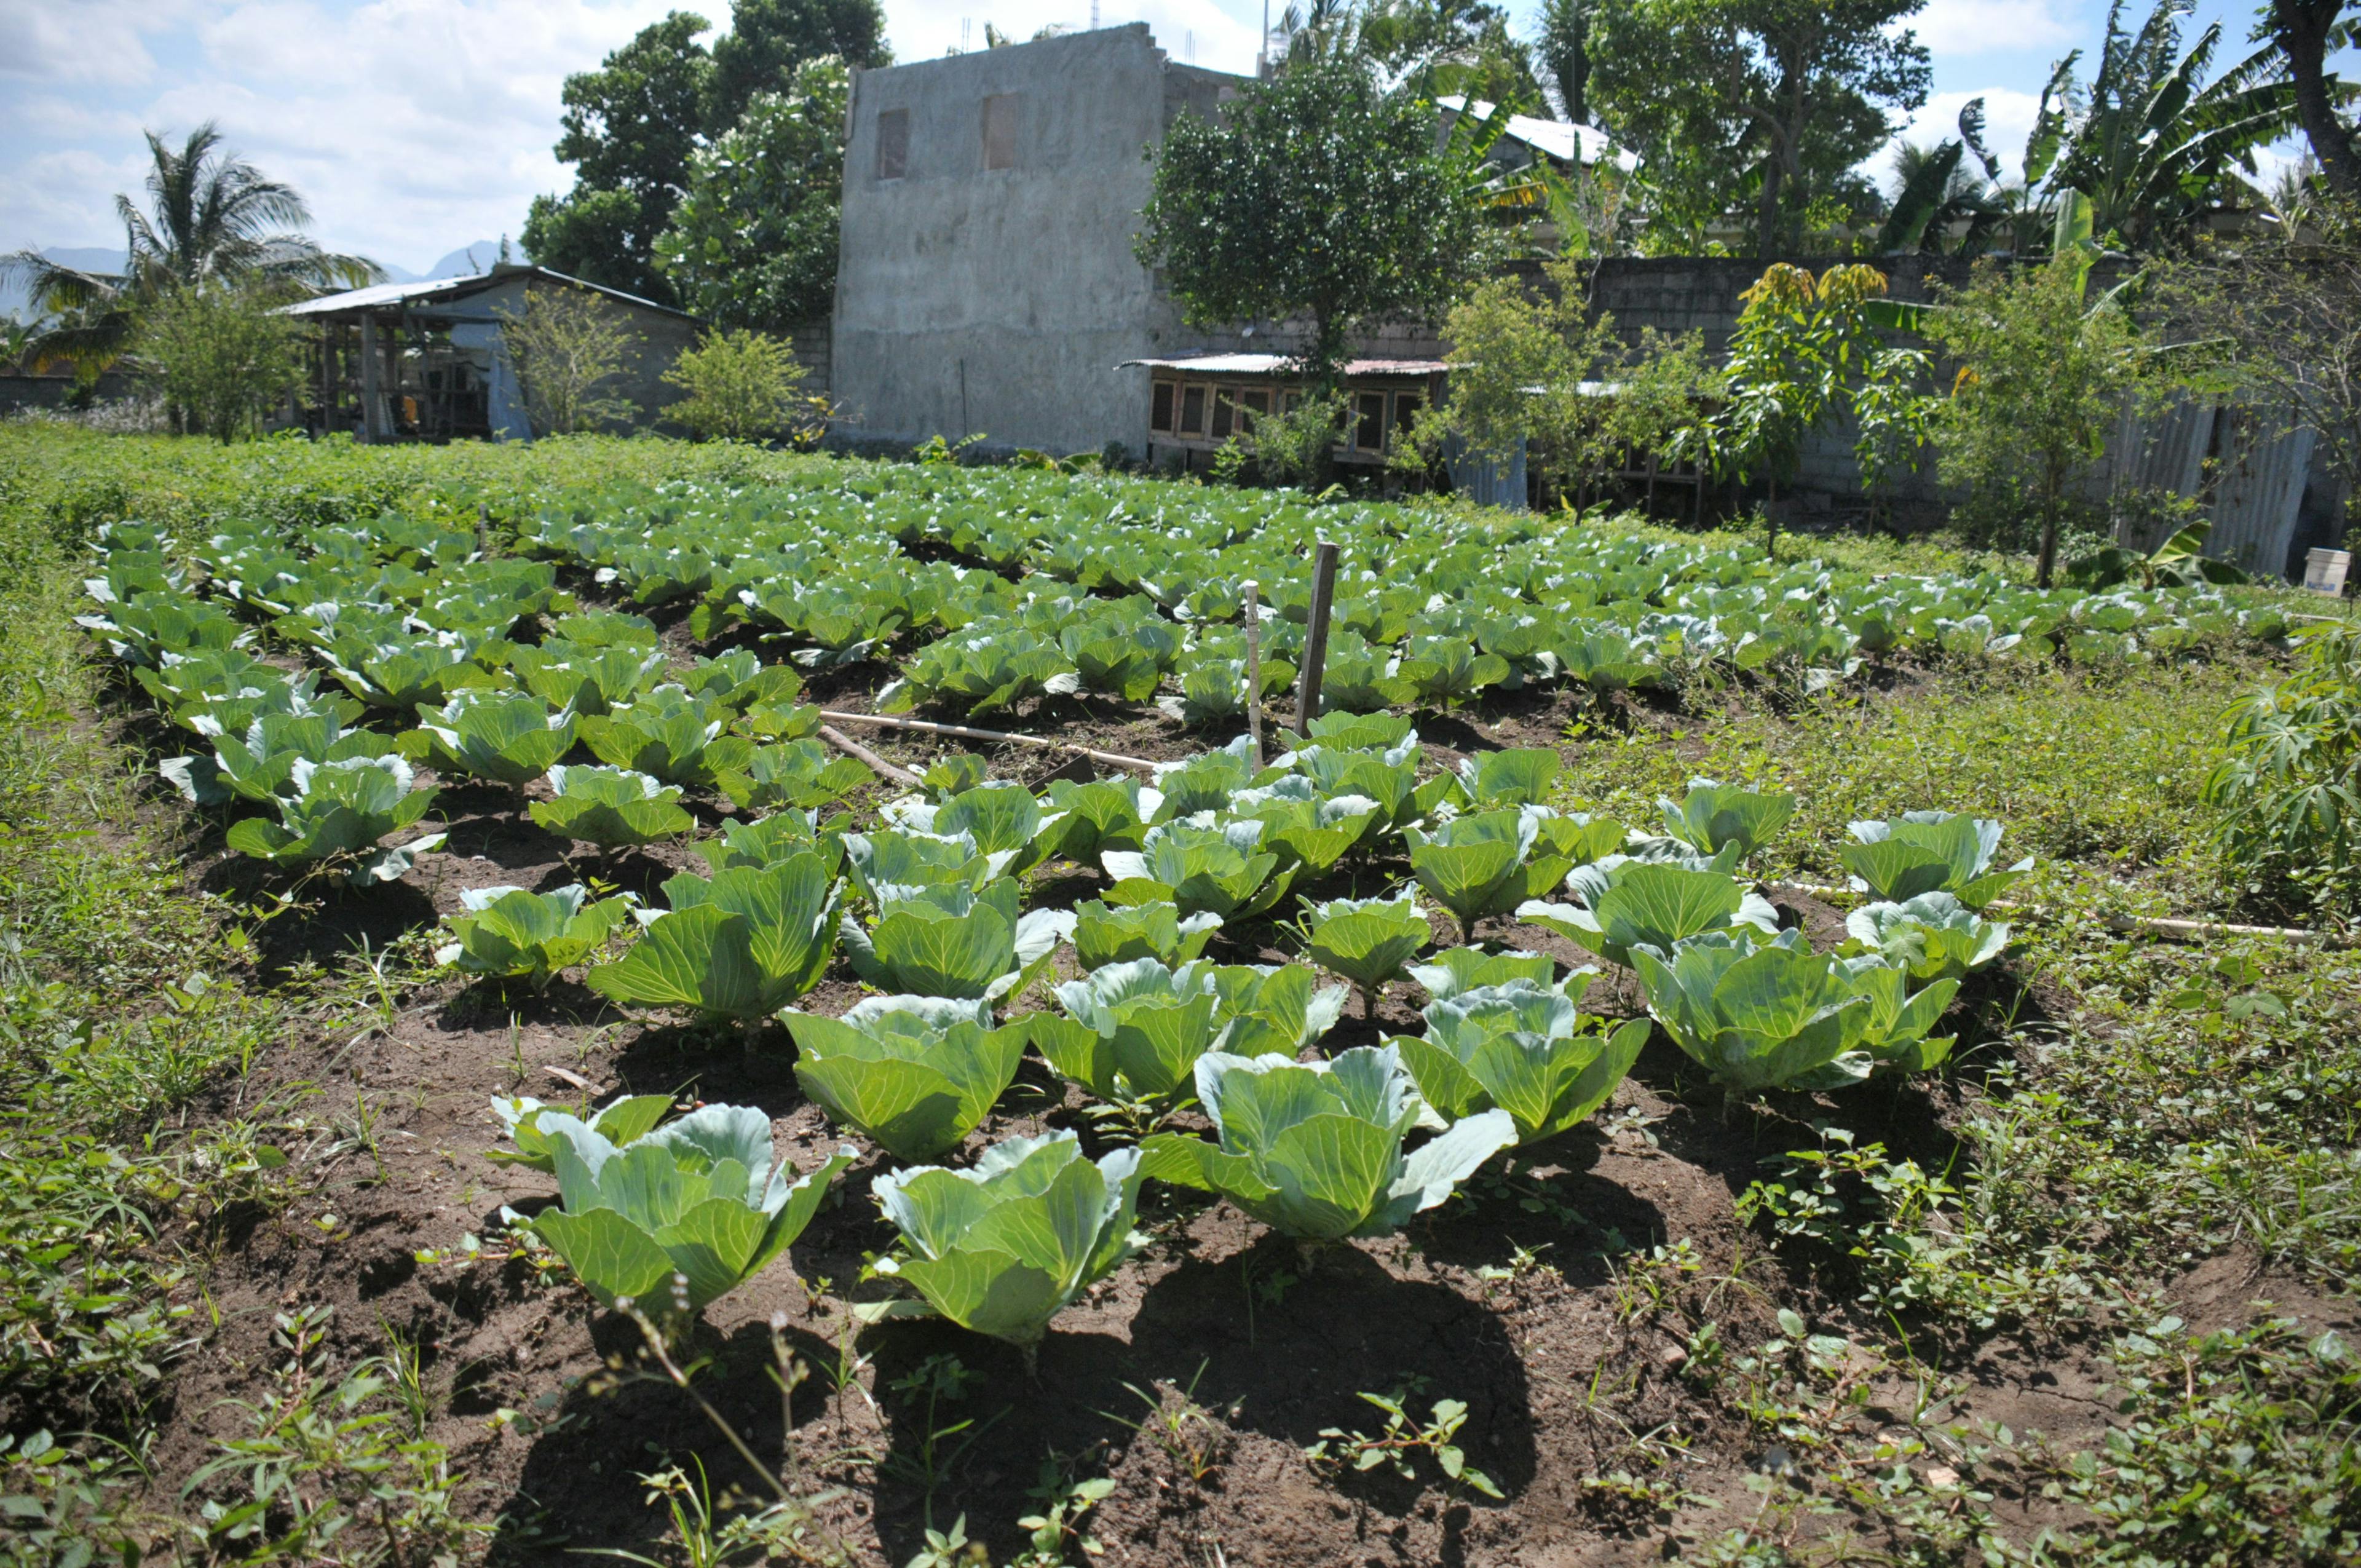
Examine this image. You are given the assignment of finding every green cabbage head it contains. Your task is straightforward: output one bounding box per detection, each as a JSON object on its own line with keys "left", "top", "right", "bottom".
{"left": 781, "top": 996, "right": 1030, "bottom": 1161}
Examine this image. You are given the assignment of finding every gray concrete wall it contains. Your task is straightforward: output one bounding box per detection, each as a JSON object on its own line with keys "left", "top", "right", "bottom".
{"left": 831, "top": 25, "right": 1249, "bottom": 457}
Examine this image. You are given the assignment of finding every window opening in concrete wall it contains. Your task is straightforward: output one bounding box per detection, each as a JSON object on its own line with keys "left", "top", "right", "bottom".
{"left": 1151, "top": 381, "right": 1176, "bottom": 433}
{"left": 876, "top": 109, "right": 909, "bottom": 179}
{"left": 982, "top": 93, "right": 1019, "bottom": 170}
{"left": 1354, "top": 392, "right": 1385, "bottom": 450}
{"left": 1211, "top": 390, "right": 1235, "bottom": 440}
{"left": 1180, "top": 384, "right": 1207, "bottom": 435}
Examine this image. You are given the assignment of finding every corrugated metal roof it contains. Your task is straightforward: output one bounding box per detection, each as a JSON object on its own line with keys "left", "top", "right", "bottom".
{"left": 1120, "top": 354, "right": 1449, "bottom": 375}
{"left": 282, "top": 265, "right": 694, "bottom": 320}
{"left": 1438, "top": 96, "right": 1633, "bottom": 172}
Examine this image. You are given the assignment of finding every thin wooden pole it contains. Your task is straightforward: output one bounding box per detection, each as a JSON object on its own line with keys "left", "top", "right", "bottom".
{"left": 817, "top": 710, "right": 1157, "bottom": 775}
{"left": 1294, "top": 540, "right": 1339, "bottom": 738}
{"left": 815, "top": 724, "right": 922, "bottom": 788}
{"left": 1242, "top": 579, "right": 1265, "bottom": 770}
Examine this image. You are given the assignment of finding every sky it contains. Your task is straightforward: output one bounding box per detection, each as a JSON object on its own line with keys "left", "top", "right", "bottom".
{"left": 0, "top": 0, "right": 2291, "bottom": 278}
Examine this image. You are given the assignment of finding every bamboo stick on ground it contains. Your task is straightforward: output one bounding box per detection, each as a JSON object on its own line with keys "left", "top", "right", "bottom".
{"left": 817, "top": 710, "right": 1158, "bottom": 775}
{"left": 815, "top": 723, "right": 922, "bottom": 788}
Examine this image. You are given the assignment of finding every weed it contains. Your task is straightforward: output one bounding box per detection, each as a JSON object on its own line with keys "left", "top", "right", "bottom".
{"left": 1102, "top": 1360, "right": 1232, "bottom": 1484}
{"left": 1306, "top": 1379, "right": 1505, "bottom": 1502}
{"left": 1011, "top": 1459, "right": 1116, "bottom": 1567}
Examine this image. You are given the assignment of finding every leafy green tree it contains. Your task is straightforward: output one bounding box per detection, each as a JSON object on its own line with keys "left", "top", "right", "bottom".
{"left": 523, "top": 10, "right": 714, "bottom": 301}
{"left": 1535, "top": 0, "right": 1596, "bottom": 123}
{"left": 1359, "top": 0, "right": 1541, "bottom": 105}
{"left": 706, "top": 0, "right": 887, "bottom": 129}
{"left": 2027, "top": 0, "right": 2301, "bottom": 251}
{"left": 499, "top": 286, "right": 644, "bottom": 436}
{"left": 1136, "top": 50, "right": 1482, "bottom": 389}
{"left": 654, "top": 60, "right": 847, "bottom": 330}
{"left": 1873, "top": 99, "right": 2011, "bottom": 255}
{"left": 662, "top": 327, "right": 826, "bottom": 443}
{"left": 1589, "top": 0, "right": 1931, "bottom": 253}
{"left": 133, "top": 283, "right": 304, "bottom": 443}
{"left": 3, "top": 123, "right": 377, "bottom": 381}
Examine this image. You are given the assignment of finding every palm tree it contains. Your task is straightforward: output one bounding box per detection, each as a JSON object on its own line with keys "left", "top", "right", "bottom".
{"left": 1875, "top": 99, "right": 2014, "bottom": 255}
{"left": 4, "top": 122, "right": 381, "bottom": 378}
{"left": 2026, "top": 0, "right": 2302, "bottom": 251}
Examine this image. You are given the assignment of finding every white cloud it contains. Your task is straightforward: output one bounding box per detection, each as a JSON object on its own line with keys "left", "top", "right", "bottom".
{"left": 0, "top": 0, "right": 191, "bottom": 87}
{"left": 1907, "top": 0, "right": 2077, "bottom": 57}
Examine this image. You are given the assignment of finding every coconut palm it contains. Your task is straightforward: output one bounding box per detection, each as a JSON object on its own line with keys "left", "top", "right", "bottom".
{"left": 2025, "top": 0, "right": 2302, "bottom": 251}
{"left": 1874, "top": 99, "right": 2012, "bottom": 256}
{"left": 4, "top": 122, "right": 381, "bottom": 378}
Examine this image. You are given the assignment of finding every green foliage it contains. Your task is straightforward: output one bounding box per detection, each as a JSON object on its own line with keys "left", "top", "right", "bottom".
{"left": 871, "top": 1130, "right": 1147, "bottom": 1347}
{"left": 437, "top": 883, "right": 633, "bottom": 984}
{"left": 1030, "top": 957, "right": 1233, "bottom": 1106}
{"left": 1140, "top": 1046, "right": 1517, "bottom": 1241}
{"left": 1136, "top": 49, "right": 1481, "bottom": 383}
{"left": 530, "top": 1104, "right": 853, "bottom": 1318}
{"left": 1405, "top": 807, "right": 1574, "bottom": 938}
{"left": 1302, "top": 890, "right": 1431, "bottom": 998}
{"left": 783, "top": 995, "right": 1028, "bottom": 1160}
{"left": 882, "top": 627, "right": 1080, "bottom": 716}
{"left": 1633, "top": 929, "right": 1873, "bottom": 1096}
{"left": 1658, "top": 777, "right": 1797, "bottom": 861}
{"left": 2206, "top": 622, "right": 2361, "bottom": 917}
{"left": 1843, "top": 892, "right": 2009, "bottom": 981}
{"left": 498, "top": 285, "right": 644, "bottom": 437}
{"left": 1837, "top": 956, "right": 1958, "bottom": 1072}
{"left": 487, "top": 1092, "right": 674, "bottom": 1173}
{"left": 133, "top": 282, "right": 304, "bottom": 443}
{"left": 1839, "top": 810, "right": 2031, "bottom": 908}
{"left": 1070, "top": 898, "right": 1222, "bottom": 970}
{"left": 1103, "top": 819, "right": 1296, "bottom": 920}
{"left": 655, "top": 61, "right": 850, "bottom": 335}
{"left": 580, "top": 685, "right": 753, "bottom": 787}
{"left": 585, "top": 854, "right": 842, "bottom": 1020}
{"left": 530, "top": 763, "right": 695, "bottom": 847}
{"left": 661, "top": 327, "right": 828, "bottom": 445}
{"left": 408, "top": 688, "right": 579, "bottom": 785}
{"left": 1409, "top": 946, "right": 1558, "bottom": 1001}
{"left": 1396, "top": 977, "right": 1648, "bottom": 1144}
{"left": 221, "top": 754, "right": 445, "bottom": 882}
{"left": 160, "top": 710, "right": 383, "bottom": 806}
{"left": 1306, "top": 1384, "right": 1505, "bottom": 1502}
{"left": 841, "top": 876, "right": 1073, "bottom": 1001}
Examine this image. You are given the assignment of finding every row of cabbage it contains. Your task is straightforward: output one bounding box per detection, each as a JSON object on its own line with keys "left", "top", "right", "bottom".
{"left": 478, "top": 731, "right": 2020, "bottom": 1353}
{"left": 521, "top": 467, "right": 2288, "bottom": 718}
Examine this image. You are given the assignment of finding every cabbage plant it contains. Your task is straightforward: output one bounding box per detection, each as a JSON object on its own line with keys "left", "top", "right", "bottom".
{"left": 1844, "top": 893, "right": 2009, "bottom": 981}
{"left": 1302, "top": 891, "right": 1430, "bottom": 1008}
{"left": 409, "top": 690, "right": 579, "bottom": 785}
{"left": 586, "top": 855, "right": 840, "bottom": 1021}
{"left": 1409, "top": 947, "right": 1557, "bottom": 1001}
{"left": 531, "top": 1104, "right": 855, "bottom": 1321}
{"left": 581, "top": 686, "right": 754, "bottom": 788}
{"left": 322, "top": 636, "right": 501, "bottom": 711}
{"left": 1035, "top": 778, "right": 1161, "bottom": 865}
{"left": 1394, "top": 982, "right": 1647, "bottom": 1144}
{"left": 782, "top": 996, "right": 1029, "bottom": 1160}
{"left": 1519, "top": 861, "right": 1779, "bottom": 967}
{"left": 1838, "top": 959, "right": 1958, "bottom": 1072}
{"left": 880, "top": 782, "right": 1062, "bottom": 877}
{"left": 842, "top": 828, "right": 997, "bottom": 905}
{"left": 1072, "top": 899, "right": 1221, "bottom": 970}
{"left": 870, "top": 1130, "right": 1147, "bottom": 1353}
{"left": 487, "top": 1092, "right": 673, "bottom": 1172}
{"left": 1449, "top": 749, "right": 1560, "bottom": 811}
{"left": 1200, "top": 962, "right": 1351, "bottom": 1057}
{"left": 1228, "top": 778, "right": 1382, "bottom": 874}
{"left": 1840, "top": 812, "right": 2031, "bottom": 909}
{"left": 512, "top": 643, "right": 665, "bottom": 716}
{"left": 1139, "top": 1047, "right": 1516, "bottom": 1240}
{"left": 881, "top": 627, "right": 1080, "bottom": 716}
{"left": 161, "top": 711, "right": 385, "bottom": 806}
{"left": 1102, "top": 820, "right": 1295, "bottom": 921}
{"left": 1658, "top": 778, "right": 1797, "bottom": 861}
{"left": 223, "top": 756, "right": 445, "bottom": 883}
{"left": 1030, "top": 957, "right": 1229, "bottom": 1105}
{"left": 1631, "top": 930, "right": 1872, "bottom": 1099}
{"left": 530, "top": 765, "right": 695, "bottom": 848}
{"left": 718, "top": 740, "right": 871, "bottom": 812}
{"left": 437, "top": 884, "right": 631, "bottom": 985}
{"left": 695, "top": 812, "right": 844, "bottom": 879}
{"left": 1405, "top": 808, "right": 1573, "bottom": 940}
{"left": 841, "top": 877, "right": 1073, "bottom": 1001}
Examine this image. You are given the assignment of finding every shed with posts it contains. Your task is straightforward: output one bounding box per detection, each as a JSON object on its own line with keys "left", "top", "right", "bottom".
{"left": 280, "top": 265, "right": 702, "bottom": 443}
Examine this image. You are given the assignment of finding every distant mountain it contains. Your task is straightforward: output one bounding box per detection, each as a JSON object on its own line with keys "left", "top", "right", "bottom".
{"left": 417, "top": 242, "right": 508, "bottom": 280}
{"left": 3, "top": 240, "right": 512, "bottom": 323}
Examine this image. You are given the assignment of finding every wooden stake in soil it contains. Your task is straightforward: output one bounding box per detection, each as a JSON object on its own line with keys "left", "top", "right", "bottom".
{"left": 1294, "top": 540, "right": 1340, "bottom": 738}
{"left": 817, "top": 710, "right": 1158, "bottom": 775}
{"left": 1241, "top": 579, "right": 1265, "bottom": 770}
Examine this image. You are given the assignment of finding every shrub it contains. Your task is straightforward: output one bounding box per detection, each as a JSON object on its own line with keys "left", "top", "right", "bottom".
{"left": 2206, "top": 622, "right": 2361, "bottom": 917}
{"left": 132, "top": 283, "right": 303, "bottom": 443}
{"left": 661, "top": 327, "right": 829, "bottom": 445}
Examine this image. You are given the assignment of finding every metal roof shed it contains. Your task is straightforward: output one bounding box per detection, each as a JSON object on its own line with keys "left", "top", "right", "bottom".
{"left": 283, "top": 265, "right": 699, "bottom": 443}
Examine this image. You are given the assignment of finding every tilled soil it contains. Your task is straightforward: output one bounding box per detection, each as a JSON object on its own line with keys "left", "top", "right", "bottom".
{"left": 124, "top": 667, "right": 2345, "bottom": 1566}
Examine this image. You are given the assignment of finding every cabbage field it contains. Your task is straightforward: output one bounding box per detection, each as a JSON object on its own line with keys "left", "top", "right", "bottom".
{"left": 9, "top": 431, "right": 2357, "bottom": 1568}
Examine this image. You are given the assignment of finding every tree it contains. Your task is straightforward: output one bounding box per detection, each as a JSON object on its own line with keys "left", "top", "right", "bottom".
{"left": 662, "top": 327, "right": 828, "bottom": 442}
{"left": 1136, "top": 50, "right": 1483, "bottom": 389}
{"left": 1535, "top": 0, "right": 1595, "bottom": 124}
{"left": 499, "top": 287, "right": 644, "bottom": 436}
{"left": 654, "top": 60, "right": 848, "bottom": 330}
{"left": 2026, "top": 0, "right": 2301, "bottom": 251}
{"left": 3, "top": 122, "right": 377, "bottom": 381}
{"left": 524, "top": 11, "right": 715, "bottom": 300}
{"left": 1905, "top": 218, "right": 2170, "bottom": 586}
{"left": 1873, "top": 99, "right": 2012, "bottom": 255}
{"left": 1589, "top": 0, "right": 1931, "bottom": 253}
{"left": 133, "top": 283, "right": 304, "bottom": 443}
{"left": 2263, "top": 1, "right": 2361, "bottom": 207}
{"left": 1359, "top": 0, "right": 1542, "bottom": 106}
{"left": 706, "top": 0, "right": 887, "bottom": 129}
